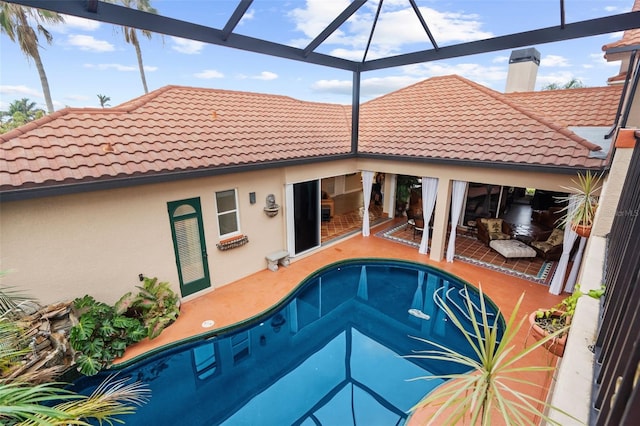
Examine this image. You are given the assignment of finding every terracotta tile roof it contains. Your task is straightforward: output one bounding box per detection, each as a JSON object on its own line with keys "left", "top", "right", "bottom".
{"left": 0, "top": 86, "right": 352, "bottom": 191}
{"left": 1, "top": 75, "right": 620, "bottom": 195}
{"left": 505, "top": 86, "right": 622, "bottom": 126}
{"left": 602, "top": 0, "right": 640, "bottom": 52}
{"left": 358, "top": 75, "right": 609, "bottom": 168}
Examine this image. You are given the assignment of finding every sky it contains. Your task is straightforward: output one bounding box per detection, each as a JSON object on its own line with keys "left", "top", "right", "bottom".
{"left": 0, "top": 0, "right": 634, "bottom": 112}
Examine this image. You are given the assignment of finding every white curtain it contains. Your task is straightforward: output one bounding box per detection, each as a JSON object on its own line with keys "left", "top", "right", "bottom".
{"left": 446, "top": 180, "right": 467, "bottom": 262}
{"left": 564, "top": 236, "right": 587, "bottom": 293}
{"left": 419, "top": 177, "right": 439, "bottom": 254}
{"left": 361, "top": 171, "right": 374, "bottom": 236}
{"left": 549, "top": 196, "right": 580, "bottom": 295}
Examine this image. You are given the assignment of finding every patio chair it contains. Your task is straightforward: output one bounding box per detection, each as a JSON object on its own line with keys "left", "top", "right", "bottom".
{"left": 530, "top": 228, "right": 564, "bottom": 261}
{"left": 476, "top": 217, "right": 513, "bottom": 246}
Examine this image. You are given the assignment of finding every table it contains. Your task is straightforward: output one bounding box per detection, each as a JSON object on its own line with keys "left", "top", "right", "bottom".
{"left": 489, "top": 239, "right": 536, "bottom": 259}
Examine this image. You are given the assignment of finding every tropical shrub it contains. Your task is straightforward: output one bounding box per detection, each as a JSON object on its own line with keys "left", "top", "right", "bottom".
{"left": 115, "top": 277, "right": 181, "bottom": 339}
{"left": 70, "top": 296, "right": 147, "bottom": 376}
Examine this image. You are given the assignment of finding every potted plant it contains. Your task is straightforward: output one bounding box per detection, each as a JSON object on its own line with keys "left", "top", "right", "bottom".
{"left": 556, "top": 171, "right": 603, "bottom": 237}
{"left": 528, "top": 285, "right": 605, "bottom": 357}
{"left": 408, "top": 286, "right": 581, "bottom": 425}
{"left": 395, "top": 175, "right": 419, "bottom": 216}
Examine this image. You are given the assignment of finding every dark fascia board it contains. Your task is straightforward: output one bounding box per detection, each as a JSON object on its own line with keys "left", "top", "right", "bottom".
{"left": 8, "top": 1, "right": 639, "bottom": 73}
{"left": 0, "top": 153, "right": 355, "bottom": 202}
{"left": 1, "top": 150, "right": 609, "bottom": 202}
{"left": 355, "top": 152, "right": 608, "bottom": 176}
{"left": 361, "top": 11, "right": 640, "bottom": 71}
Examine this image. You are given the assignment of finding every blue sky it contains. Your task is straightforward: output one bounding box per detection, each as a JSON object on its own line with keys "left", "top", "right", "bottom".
{"left": 0, "top": 0, "right": 633, "bottom": 112}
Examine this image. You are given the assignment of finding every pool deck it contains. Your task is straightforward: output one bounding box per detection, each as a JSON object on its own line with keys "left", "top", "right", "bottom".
{"left": 116, "top": 219, "right": 566, "bottom": 423}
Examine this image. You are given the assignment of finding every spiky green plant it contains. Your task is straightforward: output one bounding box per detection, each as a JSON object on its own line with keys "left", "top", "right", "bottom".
{"left": 555, "top": 171, "right": 603, "bottom": 229}
{"left": 408, "top": 286, "right": 582, "bottom": 425}
{"left": 0, "top": 375, "right": 150, "bottom": 425}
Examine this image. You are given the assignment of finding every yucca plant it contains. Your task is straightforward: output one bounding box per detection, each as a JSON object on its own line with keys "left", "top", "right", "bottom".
{"left": 408, "top": 286, "right": 582, "bottom": 425}
{"left": 555, "top": 171, "right": 603, "bottom": 232}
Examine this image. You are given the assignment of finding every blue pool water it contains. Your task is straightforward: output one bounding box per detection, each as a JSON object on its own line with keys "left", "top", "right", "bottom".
{"left": 72, "top": 259, "right": 504, "bottom": 425}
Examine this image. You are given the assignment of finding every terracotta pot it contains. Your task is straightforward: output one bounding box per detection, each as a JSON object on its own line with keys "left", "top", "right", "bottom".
{"left": 528, "top": 311, "right": 570, "bottom": 357}
{"left": 572, "top": 223, "right": 592, "bottom": 238}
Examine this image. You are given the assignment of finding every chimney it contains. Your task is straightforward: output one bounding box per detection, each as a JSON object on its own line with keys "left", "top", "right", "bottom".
{"left": 505, "top": 47, "right": 540, "bottom": 93}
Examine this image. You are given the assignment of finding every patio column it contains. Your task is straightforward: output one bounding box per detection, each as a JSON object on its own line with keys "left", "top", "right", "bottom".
{"left": 429, "top": 179, "right": 452, "bottom": 261}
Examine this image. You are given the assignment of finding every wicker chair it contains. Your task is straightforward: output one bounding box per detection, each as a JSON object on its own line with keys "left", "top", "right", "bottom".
{"left": 476, "top": 218, "right": 513, "bottom": 246}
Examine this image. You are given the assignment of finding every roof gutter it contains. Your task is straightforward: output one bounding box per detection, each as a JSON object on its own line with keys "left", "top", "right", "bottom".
{"left": 0, "top": 153, "right": 356, "bottom": 202}
{"left": 355, "top": 152, "right": 610, "bottom": 176}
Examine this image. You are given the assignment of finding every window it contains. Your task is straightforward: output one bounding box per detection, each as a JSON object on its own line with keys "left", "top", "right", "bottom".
{"left": 231, "top": 332, "right": 250, "bottom": 364}
{"left": 215, "top": 189, "right": 239, "bottom": 238}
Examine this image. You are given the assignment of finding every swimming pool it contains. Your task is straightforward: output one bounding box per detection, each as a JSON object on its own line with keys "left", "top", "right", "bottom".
{"left": 72, "top": 259, "right": 504, "bottom": 425}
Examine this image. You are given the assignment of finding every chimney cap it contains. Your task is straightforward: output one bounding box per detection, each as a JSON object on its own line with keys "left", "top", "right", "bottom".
{"left": 509, "top": 47, "right": 541, "bottom": 65}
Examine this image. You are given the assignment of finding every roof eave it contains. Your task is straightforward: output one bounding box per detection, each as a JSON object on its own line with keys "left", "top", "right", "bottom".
{"left": 0, "top": 153, "right": 355, "bottom": 202}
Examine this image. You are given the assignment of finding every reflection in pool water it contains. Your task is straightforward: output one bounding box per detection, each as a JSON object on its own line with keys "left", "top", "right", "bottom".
{"left": 72, "top": 259, "right": 504, "bottom": 425}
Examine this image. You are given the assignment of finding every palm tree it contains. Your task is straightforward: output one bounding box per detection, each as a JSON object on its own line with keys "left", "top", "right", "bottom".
{"left": 0, "top": 3, "right": 64, "bottom": 113}
{"left": 0, "top": 282, "right": 150, "bottom": 424}
{"left": 0, "top": 98, "right": 45, "bottom": 133}
{"left": 97, "top": 94, "right": 111, "bottom": 108}
{"left": 105, "top": 0, "right": 158, "bottom": 94}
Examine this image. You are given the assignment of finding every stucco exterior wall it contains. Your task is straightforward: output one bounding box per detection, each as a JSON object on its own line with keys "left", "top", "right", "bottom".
{"left": 0, "top": 161, "right": 365, "bottom": 306}
{"left": 0, "top": 156, "right": 590, "bottom": 306}
{"left": 0, "top": 169, "right": 288, "bottom": 305}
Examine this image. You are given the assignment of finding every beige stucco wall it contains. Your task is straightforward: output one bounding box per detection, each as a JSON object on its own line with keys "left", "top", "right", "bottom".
{"left": 0, "top": 161, "right": 364, "bottom": 306}
{"left": 0, "top": 155, "right": 592, "bottom": 306}
{"left": 0, "top": 169, "right": 288, "bottom": 305}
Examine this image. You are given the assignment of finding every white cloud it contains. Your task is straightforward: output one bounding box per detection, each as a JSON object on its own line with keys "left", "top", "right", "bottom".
{"left": 67, "top": 34, "right": 114, "bottom": 52}
{"left": 536, "top": 71, "right": 577, "bottom": 87}
{"left": 84, "top": 63, "right": 157, "bottom": 72}
{"left": 240, "top": 9, "right": 255, "bottom": 24}
{"left": 170, "top": 37, "right": 205, "bottom": 54}
{"left": 403, "top": 62, "right": 507, "bottom": 84}
{"left": 541, "top": 55, "right": 570, "bottom": 67}
{"left": 253, "top": 71, "right": 278, "bottom": 81}
{"left": 288, "top": 0, "right": 492, "bottom": 58}
{"left": 236, "top": 71, "right": 277, "bottom": 80}
{"left": 194, "top": 69, "right": 225, "bottom": 79}
{"left": 52, "top": 15, "right": 101, "bottom": 33}
{"left": 0, "top": 85, "right": 42, "bottom": 98}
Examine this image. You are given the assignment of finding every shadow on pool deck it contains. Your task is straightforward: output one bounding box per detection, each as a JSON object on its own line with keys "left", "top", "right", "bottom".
{"left": 115, "top": 219, "right": 566, "bottom": 424}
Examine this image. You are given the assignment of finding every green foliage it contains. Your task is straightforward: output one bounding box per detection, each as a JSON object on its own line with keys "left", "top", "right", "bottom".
{"left": 71, "top": 277, "right": 180, "bottom": 376}
{"left": 115, "top": 277, "right": 180, "bottom": 340}
{"left": 556, "top": 171, "right": 603, "bottom": 228}
{"left": 0, "top": 376, "right": 150, "bottom": 425}
{"left": 70, "top": 296, "right": 146, "bottom": 376}
{"left": 409, "top": 286, "right": 581, "bottom": 425}
{"left": 535, "top": 284, "right": 605, "bottom": 333}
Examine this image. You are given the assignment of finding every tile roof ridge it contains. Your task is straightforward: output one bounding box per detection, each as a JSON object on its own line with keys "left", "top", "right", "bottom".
{"left": 457, "top": 76, "right": 603, "bottom": 152}
{"left": 114, "top": 85, "right": 177, "bottom": 112}
{"left": 361, "top": 74, "right": 459, "bottom": 105}
{"left": 505, "top": 85, "right": 618, "bottom": 96}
